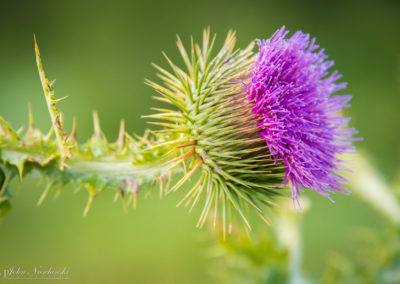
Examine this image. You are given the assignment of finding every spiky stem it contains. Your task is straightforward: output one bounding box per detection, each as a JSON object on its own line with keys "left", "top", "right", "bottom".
{"left": 1, "top": 147, "right": 172, "bottom": 182}
{"left": 0, "top": 36, "right": 195, "bottom": 217}
{"left": 34, "top": 36, "right": 71, "bottom": 169}
{"left": 0, "top": 121, "right": 181, "bottom": 215}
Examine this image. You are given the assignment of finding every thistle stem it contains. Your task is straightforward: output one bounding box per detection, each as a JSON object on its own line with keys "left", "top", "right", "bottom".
{"left": 0, "top": 137, "right": 179, "bottom": 214}
{"left": 347, "top": 154, "right": 400, "bottom": 227}
{"left": 276, "top": 198, "right": 310, "bottom": 284}
{"left": 288, "top": 224, "right": 307, "bottom": 284}
{"left": 1, "top": 146, "right": 173, "bottom": 184}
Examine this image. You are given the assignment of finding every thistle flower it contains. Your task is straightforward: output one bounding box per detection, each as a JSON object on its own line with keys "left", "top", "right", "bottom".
{"left": 247, "top": 26, "right": 359, "bottom": 208}
{"left": 0, "top": 28, "right": 360, "bottom": 231}
{"left": 149, "top": 26, "right": 359, "bottom": 229}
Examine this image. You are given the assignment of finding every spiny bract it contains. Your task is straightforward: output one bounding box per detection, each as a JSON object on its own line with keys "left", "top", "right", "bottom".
{"left": 148, "top": 30, "right": 286, "bottom": 233}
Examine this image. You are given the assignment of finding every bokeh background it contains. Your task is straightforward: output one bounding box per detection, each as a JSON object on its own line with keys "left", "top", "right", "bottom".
{"left": 0, "top": 0, "right": 399, "bottom": 283}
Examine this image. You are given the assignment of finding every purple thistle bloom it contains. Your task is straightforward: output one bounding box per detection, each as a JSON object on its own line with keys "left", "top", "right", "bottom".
{"left": 247, "top": 26, "right": 359, "bottom": 209}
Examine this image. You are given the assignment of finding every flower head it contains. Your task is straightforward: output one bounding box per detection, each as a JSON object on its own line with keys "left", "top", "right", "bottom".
{"left": 149, "top": 28, "right": 360, "bottom": 231}
{"left": 247, "top": 26, "right": 359, "bottom": 208}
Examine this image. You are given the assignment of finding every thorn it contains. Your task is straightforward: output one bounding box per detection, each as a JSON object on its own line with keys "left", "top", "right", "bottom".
{"left": 133, "top": 192, "right": 137, "bottom": 209}
{"left": 83, "top": 196, "right": 94, "bottom": 217}
{"left": 119, "top": 190, "right": 127, "bottom": 213}
{"left": 164, "top": 148, "right": 195, "bottom": 165}
{"left": 120, "top": 178, "right": 140, "bottom": 209}
{"left": 168, "top": 157, "right": 202, "bottom": 193}
{"left": 175, "top": 140, "right": 196, "bottom": 149}
{"left": 142, "top": 129, "right": 151, "bottom": 141}
{"left": 92, "top": 111, "right": 102, "bottom": 138}
{"left": 124, "top": 133, "right": 140, "bottom": 148}
{"left": 53, "top": 185, "right": 63, "bottom": 200}
{"left": 116, "top": 119, "right": 125, "bottom": 147}
{"left": 16, "top": 127, "right": 24, "bottom": 135}
{"left": 59, "top": 112, "right": 64, "bottom": 126}
{"left": 258, "top": 213, "right": 272, "bottom": 226}
{"left": 0, "top": 116, "right": 21, "bottom": 142}
{"left": 53, "top": 96, "right": 68, "bottom": 104}
{"left": 44, "top": 127, "right": 54, "bottom": 142}
{"left": 68, "top": 116, "right": 77, "bottom": 144}
{"left": 83, "top": 184, "right": 97, "bottom": 217}
{"left": 74, "top": 184, "right": 83, "bottom": 194}
{"left": 164, "top": 172, "right": 172, "bottom": 194}
{"left": 37, "top": 181, "right": 53, "bottom": 206}
{"left": 158, "top": 176, "right": 164, "bottom": 199}
{"left": 17, "top": 162, "right": 25, "bottom": 182}
{"left": 113, "top": 191, "right": 119, "bottom": 203}
{"left": 180, "top": 149, "right": 188, "bottom": 174}
{"left": 28, "top": 104, "right": 34, "bottom": 130}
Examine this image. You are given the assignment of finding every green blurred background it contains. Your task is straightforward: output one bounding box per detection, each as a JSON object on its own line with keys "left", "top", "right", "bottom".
{"left": 0, "top": 0, "right": 399, "bottom": 283}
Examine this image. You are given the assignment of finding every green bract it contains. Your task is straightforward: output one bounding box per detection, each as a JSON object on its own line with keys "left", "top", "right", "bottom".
{"left": 147, "top": 30, "right": 286, "bottom": 232}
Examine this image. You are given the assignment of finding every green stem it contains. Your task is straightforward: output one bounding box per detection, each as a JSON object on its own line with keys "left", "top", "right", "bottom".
{"left": 348, "top": 154, "right": 400, "bottom": 227}
{"left": 276, "top": 198, "right": 310, "bottom": 284}
{"left": 1, "top": 143, "right": 174, "bottom": 184}
{"left": 0, "top": 126, "right": 182, "bottom": 215}
{"left": 66, "top": 156, "right": 171, "bottom": 181}
{"left": 288, "top": 221, "right": 306, "bottom": 284}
